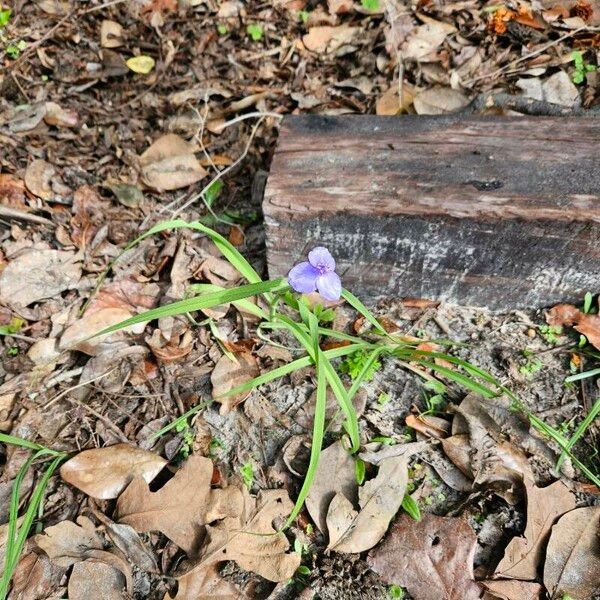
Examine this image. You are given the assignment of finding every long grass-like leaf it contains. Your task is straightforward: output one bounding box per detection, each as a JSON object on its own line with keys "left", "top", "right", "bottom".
{"left": 341, "top": 288, "right": 387, "bottom": 335}
{"left": 92, "top": 279, "right": 287, "bottom": 339}
{"left": 556, "top": 397, "right": 600, "bottom": 470}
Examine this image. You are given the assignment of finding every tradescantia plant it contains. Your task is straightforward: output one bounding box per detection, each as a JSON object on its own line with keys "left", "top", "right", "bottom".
{"left": 93, "top": 219, "right": 517, "bottom": 528}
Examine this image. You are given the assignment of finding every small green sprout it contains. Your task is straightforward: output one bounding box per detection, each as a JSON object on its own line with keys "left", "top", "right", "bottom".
{"left": 0, "top": 317, "right": 24, "bottom": 336}
{"left": 5, "top": 39, "right": 26, "bottom": 59}
{"left": 217, "top": 24, "right": 228, "bottom": 35}
{"left": 539, "top": 324, "right": 562, "bottom": 345}
{"left": 312, "top": 304, "right": 335, "bottom": 323}
{"left": 174, "top": 420, "right": 195, "bottom": 459}
{"left": 519, "top": 357, "right": 542, "bottom": 378}
{"left": 377, "top": 392, "right": 390, "bottom": 406}
{"left": 572, "top": 51, "right": 596, "bottom": 85}
{"left": 204, "top": 179, "right": 223, "bottom": 207}
{"left": 246, "top": 23, "right": 263, "bottom": 41}
{"left": 0, "top": 7, "right": 11, "bottom": 27}
{"left": 340, "top": 349, "right": 381, "bottom": 381}
{"left": 362, "top": 0, "right": 380, "bottom": 10}
{"left": 240, "top": 461, "right": 254, "bottom": 489}
{"left": 298, "top": 9, "right": 309, "bottom": 23}
{"left": 354, "top": 457, "right": 366, "bottom": 485}
{"left": 401, "top": 494, "right": 421, "bottom": 521}
{"left": 583, "top": 291, "right": 594, "bottom": 314}
{"left": 296, "top": 565, "right": 311, "bottom": 575}
{"left": 209, "top": 437, "right": 225, "bottom": 457}
{"left": 6, "top": 346, "right": 18, "bottom": 357}
{"left": 371, "top": 435, "right": 395, "bottom": 445}
{"left": 388, "top": 584, "right": 405, "bottom": 599}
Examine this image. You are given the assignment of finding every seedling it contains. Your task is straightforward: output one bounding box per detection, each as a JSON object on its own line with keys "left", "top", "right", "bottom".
{"left": 539, "top": 324, "right": 562, "bottom": 345}
{"left": 5, "top": 39, "right": 26, "bottom": 59}
{"left": 354, "top": 457, "right": 366, "bottom": 485}
{"left": 582, "top": 291, "right": 594, "bottom": 314}
{"left": 362, "top": 0, "right": 380, "bottom": 10}
{"left": 340, "top": 349, "right": 382, "bottom": 381}
{"left": 519, "top": 356, "right": 542, "bottom": 378}
{"left": 298, "top": 10, "right": 309, "bottom": 24}
{"left": 572, "top": 51, "right": 596, "bottom": 84}
{"left": 388, "top": 584, "right": 405, "bottom": 599}
{"left": 371, "top": 435, "right": 395, "bottom": 445}
{"left": 0, "top": 7, "right": 11, "bottom": 28}
{"left": 0, "top": 317, "right": 25, "bottom": 336}
{"left": 240, "top": 461, "right": 255, "bottom": 489}
{"left": 174, "top": 420, "right": 195, "bottom": 460}
{"left": 246, "top": 23, "right": 263, "bottom": 41}
{"left": 217, "top": 24, "right": 228, "bottom": 35}
{"left": 401, "top": 494, "right": 421, "bottom": 521}
{"left": 377, "top": 392, "right": 390, "bottom": 406}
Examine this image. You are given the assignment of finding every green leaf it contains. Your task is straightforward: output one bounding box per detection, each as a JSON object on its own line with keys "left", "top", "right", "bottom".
{"left": 204, "top": 179, "right": 223, "bottom": 207}
{"left": 401, "top": 494, "right": 421, "bottom": 521}
{"left": 355, "top": 458, "right": 366, "bottom": 485}
{"left": 127, "top": 55, "right": 155, "bottom": 74}
{"left": 583, "top": 291, "right": 593, "bottom": 314}
{"left": 361, "top": 0, "right": 380, "bottom": 10}
{"left": 217, "top": 24, "right": 228, "bottom": 35}
{"left": 0, "top": 8, "right": 11, "bottom": 27}
{"left": 298, "top": 9, "right": 309, "bottom": 23}
{"left": 240, "top": 462, "right": 254, "bottom": 489}
{"left": 247, "top": 23, "right": 263, "bottom": 41}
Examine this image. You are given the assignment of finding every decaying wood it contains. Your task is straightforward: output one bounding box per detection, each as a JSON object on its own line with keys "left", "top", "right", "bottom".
{"left": 263, "top": 115, "right": 600, "bottom": 310}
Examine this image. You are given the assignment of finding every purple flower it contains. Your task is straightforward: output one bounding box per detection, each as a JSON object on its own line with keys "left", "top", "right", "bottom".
{"left": 287, "top": 247, "right": 342, "bottom": 301}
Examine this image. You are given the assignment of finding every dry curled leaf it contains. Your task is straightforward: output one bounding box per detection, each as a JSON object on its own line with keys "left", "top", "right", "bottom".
{"left": 24, "top": 159, "right": 56, "bottom": 200}
{"left": 0, "top": 250, "right": 81, "bottom": 309}
{"left": 60, "top": 444, "right": 167, "bottom": 500}
{"left": 170, "top": 563, "right": 240, "bottom": 600}
{"left": 305, "top": 440, "right": 357, "bottom": 535}
{"left": 303, "top": 25, "right": 358, "bottom": 53}
{"left": 368, "top": 513, "right": 481, "bottom": 600}
{"left": 117, "top": 455, "right": 242, "bottom": 556}
{"left": 413, "top": 86, "right": 469, "bottom": 115}
{"left": 211, "top": 352, "right": 260, "bottom": 414}
{"left": 181, "top": 488, "right": 300, "bottom": 583}
{"left": 139, "top": 133, "right": 206, "bottom": 192}
{"left": 101, "top": 19, "right": 124, "bottom": 48}
{"left": 495, "top": 479, "right": 576, "bottom": 580}
{"left": 547, "top": 303, "right": 600, "bottom": 351}
{"left": 326, "top": 454, "right": 408, "bottom": 553}
{"left": 402, "top": 20, "right": 455, "bottom": 61}
{"left": 482, "top": 579, "right": 543, "bottom": 600}
{"left": 543, "top": 506, "right": 600, "bottom": 599}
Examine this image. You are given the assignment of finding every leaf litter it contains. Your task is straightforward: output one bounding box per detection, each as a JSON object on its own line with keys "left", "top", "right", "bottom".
{"left": 2, "top": 0, "right": 600, "bottom": 598}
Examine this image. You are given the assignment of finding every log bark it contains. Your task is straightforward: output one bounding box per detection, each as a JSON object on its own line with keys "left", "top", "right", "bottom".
{"left": 263, "top": 115, "right": 600, "bottom": 311}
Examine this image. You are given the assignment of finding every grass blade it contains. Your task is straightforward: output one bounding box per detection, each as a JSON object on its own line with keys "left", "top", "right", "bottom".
{"left": 556, "top": 397, "right": 600, "bottom": 470}
{"left": 341, "top": 288, "right": 387, "bottom": 335}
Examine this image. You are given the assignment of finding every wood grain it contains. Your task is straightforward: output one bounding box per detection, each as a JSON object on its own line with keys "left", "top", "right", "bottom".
{"left": 263, "top": 115, "right": 600, "bottom": 310}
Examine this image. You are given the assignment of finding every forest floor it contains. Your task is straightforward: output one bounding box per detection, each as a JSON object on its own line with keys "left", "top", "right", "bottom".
{"left": 1, "top": 1, "right": 600, "bottom": 599}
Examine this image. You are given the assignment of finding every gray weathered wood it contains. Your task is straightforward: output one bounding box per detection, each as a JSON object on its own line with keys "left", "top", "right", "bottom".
{"left": 263, "top": 115, "right": 600, "bottom": 311}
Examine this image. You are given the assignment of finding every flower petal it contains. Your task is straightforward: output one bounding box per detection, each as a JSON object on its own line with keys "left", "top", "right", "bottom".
{"left": 316, "top": 271, "right": 342, "bottom": 301}
{"left": 308, "top": 247, "right": 335, "bottom": 272}
{"left": 288, "top": 261, "right": 319, "bottom": 294}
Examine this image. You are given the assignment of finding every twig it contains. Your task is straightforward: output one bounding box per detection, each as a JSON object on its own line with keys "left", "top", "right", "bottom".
{"left": 0, "top": 206, "right": 55, "bottom": 227}
{"left": 43, "top": 368, "right": 117, "bottom": 409}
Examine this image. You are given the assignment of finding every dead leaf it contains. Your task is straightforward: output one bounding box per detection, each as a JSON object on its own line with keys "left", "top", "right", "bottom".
{"left": 305, "top": 440, "right": 357, "bottom": 534}
{"left": 35, "top": 517, "right": 103, "bottom": 568}
{"left": 413, "top": 86, "right": 469, "bottom": 115}
{"left": 482, "top": 579, "right": 543, "bottom": 600}
{"left": 303, "top": 25, "right": 358, "bottom": 53}
{"left": 105, "top": 523, "right": 158, "bottom": 573}
{"left": 169, "top": 563, "right": 240, "bottom": 599}
{"left": 58, "top": 307, "right": 139, "bottom": 355}
{"left": 495, "top": 479, "right": 576, "bottom": 580}
{"left": 44, "top": 102, "right": 78, "bottom": 128}
{"left": 327, "top": 0, "right": 353, "bottom": 14}
{"left": 543, "top": 506, "right": 600, "bottom": 599}
{"left": 139, "top": 134, "right": 207, "bottom": 191}
{"left": 375, "top": 83, "right": 415, "bottom": 115}
{"left": 24, "top": 159, "right": 55, "bottom": 200}
{"left": 68, "top": 560, "right": 126, "bottom": 600}
{"left": 211, "top": 352, "right": 260, "bottom": 414}
{"left": 101, "top": 20, "right": 124, "bottom": 48}
{"left": 406, "top": 413, "right": 450, "bottom": 438}
{"left": 10, "top": 551, "right": 65, "bottom": 600}
{"left": 0, "top": 174, "right": 28, "bottom": 210}
{"left": 0, "top": 250, "right": 81, "bottom": 309}
{"left": 183, "top": 488, "right": 300, "bottom": 582}
{"left": 368, "top": 513, "right": 481, "bottom": 600}
{"left": 327, "top": 454, "right": 408, "bottom": 553}
{"left": 60, "top": 444, "right": 167, "bottom": 500}
{"left": 547, "top": 303, "right": 600, "bottom": 350}
{"left": 402, "top": 20, "right": 456, "bottom": 61}
{"left": 542, "top": 70, "right": 580, "bottom": 107}
{"left": 116, "top": 455, "right": 242, "bottom": 556}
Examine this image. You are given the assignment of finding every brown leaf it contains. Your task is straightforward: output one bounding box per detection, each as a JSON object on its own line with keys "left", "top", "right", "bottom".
{"left": 168, "top": 563, "right": 240, "bottom": 600}
{"left": 413, "top": 86, "right": 469, "bottom": 115}
{"left": 402, "top": 20, "right": 455, "bottom": 61}
{"left": 482, "top": 579, "right": 543, "bottom": 600}
{"left": 44, "top": 102, "right": 78, "bottom": 128}
{"left": 211, "top": 352, "right": 260, "bottom": 414}
{"left": 139, "top": 134, "right": 207, "bottom": 191}
{"left": 101, "top": 19, "right": 124, "bottom": 48}
{"left": 10, "top": 551, "right": 65, "bottom": 600}
{"left": 60, "top": 444, "right": 167, "bottom": 500}
{"left": 35, "top": 517, "right": 103, "bottom": 568}
{"left": 302, "top": 25, "right": 358, "bottom": 53}
{"left": 326, "top": 455, "right": 408, "bottom": 553}
{"left": 495, "top": 479, "right": 576, "bottom": 580}
{"left": 181, "top": 488, "right": 300, "bottom": 583}
{"left": 116, "top": 455, "right": 243, "bottom": 555}
{"left": 547, "top": 303, "right": 600, "bottom": 350}
{"left": 375, "top": 83, "right": 414, "bottom": 116}
{"left": 0, "top": 174, "right": 28, "bottom": 210}
{"left": 305, "top": 440, "right": 357, "bottom": 534}
{"left": 327, "top": 0, "right": 353, "bottom": 14}
{"left": 0, "top": 250, "right": 81, "bottom": 309}
{"left": 24, "top": 159, "right": 55, "bottom": 200}
{"left": 105, "top": 523, "right": 158, "bottom": 573}
{"left": 406, "top": 413, "right": 450, "bottom": 439}
{"left": 68, "top": 560, "right": 126, "bottom": 600}
{"left": 368, "top": 513, "right": 481, "bottom": 600}
{"left": 543, "top": 506, "right": 600, "bottom": 599}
